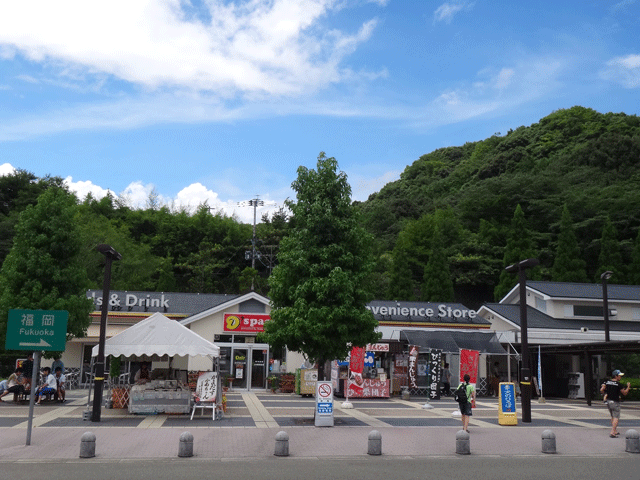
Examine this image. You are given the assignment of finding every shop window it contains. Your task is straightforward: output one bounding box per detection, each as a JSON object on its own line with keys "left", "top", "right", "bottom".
{"left": 573, "top": 305, "right": 604, "bottom": 317}
{"left": 535, "top": 297, "right": 547, "bottom": 313}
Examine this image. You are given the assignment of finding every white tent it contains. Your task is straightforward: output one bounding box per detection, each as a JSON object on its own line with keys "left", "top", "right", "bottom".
{"left": 91, "top": 312, "right": 219, "bottom": 358}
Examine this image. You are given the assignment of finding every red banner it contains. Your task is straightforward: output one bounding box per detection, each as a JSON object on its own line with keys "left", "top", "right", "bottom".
{"left": 346, "top": 379, "right": 390, "bottom": 398}
{"left": 223, "top": 313, "right": 270, "bottom": 333}
{"left": 348, "top": 346, "right": 365, "bottom": 394}
{"left": 459, "top": 349, "right": 479, "bottom": 383}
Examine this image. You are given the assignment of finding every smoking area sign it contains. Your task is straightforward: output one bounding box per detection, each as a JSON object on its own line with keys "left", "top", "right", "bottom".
{"left": 498, "top": 382, "right": 518, "bottom": 426}
{"left": 5, "top": 309, "right": 68, "bottom": 352}
{"left": 315, "top": 381, "right": 334, "bottom": 427}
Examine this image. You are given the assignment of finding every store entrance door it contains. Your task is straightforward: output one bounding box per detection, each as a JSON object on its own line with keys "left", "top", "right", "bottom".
{"left": 232, "top": 348, "right": 248, "bottom": 389}
{"left": 251, "top": 349, "right": 267, "bottom": 389}
{"left": 229, "top": 345, "right": 269, "bottom": 391}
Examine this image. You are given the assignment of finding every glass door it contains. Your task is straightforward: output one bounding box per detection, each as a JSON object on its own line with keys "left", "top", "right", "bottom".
{"left": 232, "top": 348, "right": 248, "bottom": 389}
{"left": 251, "top": 349, "right": 267, "bottom": 389}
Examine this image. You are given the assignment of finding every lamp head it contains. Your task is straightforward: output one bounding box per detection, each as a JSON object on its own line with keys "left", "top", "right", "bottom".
{"left": 96, "top": 244, "right": 122, "bottom": 261}
{"left": 600, "top": 271, "right": 613, "bottom": 281}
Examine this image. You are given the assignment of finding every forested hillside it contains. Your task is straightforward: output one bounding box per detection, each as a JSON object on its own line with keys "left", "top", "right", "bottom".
{"left": 2, "top": 106, "right": 640, "bottom": 309}
{"left": 358, "top": 106, "right": 640, "bottom": 306}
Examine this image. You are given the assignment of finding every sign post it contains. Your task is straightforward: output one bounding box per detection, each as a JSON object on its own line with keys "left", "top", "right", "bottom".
{"left": 5, "top": 310, "right": 69, "bottom": 352}
{"left": 315, "top": 381, "right": 334, "bottom": 427}
{"left": 498, "top": 382, "right": 518, "bottom": 426}
{"left": 5, "top": 309, "right": 68, "bottom": 446}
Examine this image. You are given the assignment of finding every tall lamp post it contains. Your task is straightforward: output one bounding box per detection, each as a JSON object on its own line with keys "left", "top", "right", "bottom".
{"left": 601, "top": 271, "right": 613, "bottom": 378}
{"left": 505, "top": 257, "right": 539, "bottom": 424}
{"left": 91, "top": 244, "right": 122, "bottom": 422}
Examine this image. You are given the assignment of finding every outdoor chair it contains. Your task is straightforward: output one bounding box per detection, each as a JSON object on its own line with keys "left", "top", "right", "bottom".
{"left": 190, "top": 371, "right": 223, "bottom": 421}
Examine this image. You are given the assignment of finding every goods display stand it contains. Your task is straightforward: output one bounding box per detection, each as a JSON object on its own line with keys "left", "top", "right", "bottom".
{"left": 568, "top": 372, "right": 585, "bottom": 399}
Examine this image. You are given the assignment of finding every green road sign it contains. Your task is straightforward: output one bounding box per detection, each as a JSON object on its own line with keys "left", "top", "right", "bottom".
{"left": 5, "top": 309, "right": 68, "bottom": 351}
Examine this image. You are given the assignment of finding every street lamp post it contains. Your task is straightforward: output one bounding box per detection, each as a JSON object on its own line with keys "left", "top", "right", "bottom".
{"left": 601, "top": 271, "right": 613, "bottom": 378}
{"left": 505, "top": 258, "right": 539, "bottom": 424}
{"left": 91, "top": 244, "right": 122, "bottom": 422}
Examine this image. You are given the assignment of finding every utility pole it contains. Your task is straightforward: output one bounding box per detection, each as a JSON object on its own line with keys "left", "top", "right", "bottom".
{"left": 238, "top": 197, "right": 264, "bottom": 290}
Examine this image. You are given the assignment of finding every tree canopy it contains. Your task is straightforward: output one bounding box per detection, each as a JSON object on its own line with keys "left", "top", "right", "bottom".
{"left": 0, "top": 187, "right": 94, "bottom": 350}
{"left": 262, "top": 153, "right": 380, "bottom": 362}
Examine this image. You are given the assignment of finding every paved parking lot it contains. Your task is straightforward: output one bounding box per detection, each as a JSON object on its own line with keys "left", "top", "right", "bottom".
{"left": 1, "top": 390, "right": 639, "bottom": 460}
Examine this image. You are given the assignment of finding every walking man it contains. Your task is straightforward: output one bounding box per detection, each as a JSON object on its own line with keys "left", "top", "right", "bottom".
{"left": 600, "top": 369, "right": 631, "bottom": 438}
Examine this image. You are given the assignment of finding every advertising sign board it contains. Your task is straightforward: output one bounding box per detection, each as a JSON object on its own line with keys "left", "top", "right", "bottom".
{"left": 498, "top": 382, "right": 518, "bottom": 426}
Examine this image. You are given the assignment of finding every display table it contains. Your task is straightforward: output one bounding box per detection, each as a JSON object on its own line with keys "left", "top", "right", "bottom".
{"left": 128, "top": 381, "right": 192, "bottom": 414}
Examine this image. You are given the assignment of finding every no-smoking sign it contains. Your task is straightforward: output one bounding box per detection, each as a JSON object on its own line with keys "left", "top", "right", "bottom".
{"left": 318, "top": 383, "right": 332, "bottom": 398}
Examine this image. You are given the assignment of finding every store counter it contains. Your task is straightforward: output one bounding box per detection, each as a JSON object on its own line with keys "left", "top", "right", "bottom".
{"left": 128, "top": 380, "right": 192, "bottom": 414}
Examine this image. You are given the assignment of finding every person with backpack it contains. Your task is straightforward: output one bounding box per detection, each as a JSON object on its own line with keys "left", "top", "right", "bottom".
{"left": 455, "top": 373, "right": 476, "bottom": 433}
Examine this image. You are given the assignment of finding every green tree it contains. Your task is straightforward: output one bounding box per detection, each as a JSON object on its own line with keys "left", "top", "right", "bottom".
{"left": 596, "top": 216, "right": 623, "bottom": 281}
{"left": 387, "top": 238, "right": 416, "bottom": 300}
{"left": 421, "top": 224, "right": 455, "bottom": 302}
{"left": 551, "top": 204, "right": 587, "bottom": 282}
{"left": 629, "top": 230, "right": 640, "bottom": 285}
{"left": 494, "top": 204, "right": 537, "bottom": 300}
{"left": 263, "top": 153, "right": 380, "bottom": 365}
{"left": 0, "top": 187, "right": 94, "bottom": 351}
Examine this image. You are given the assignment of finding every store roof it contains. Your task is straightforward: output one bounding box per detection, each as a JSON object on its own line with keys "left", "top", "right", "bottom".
{"left": 483, "top": 303, "right": 640, "bottom": 332}
{"left": 506, "top": 281, "right": 640, "bottom": 303}
{"left": 400, "top": 330, "right": 507, "bottom": 354}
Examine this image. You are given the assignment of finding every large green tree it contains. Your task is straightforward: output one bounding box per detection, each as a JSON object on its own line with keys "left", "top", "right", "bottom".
{"left": 263, "top": 153, "right": 380, "bottom": 364}
{"left": 596, "top": 216, "right": 623, "bottom": 281}
{"left": 494, "top": 204, "right": 537, "bottom": 300}
{"left": 421, "top": 223, "right": 455, "bottom": 302}
{"left": 0, "top": 187, "right": 94, "bottom": 351}
{"left": 551, "top": 204, "right": 587, "bottom": 282}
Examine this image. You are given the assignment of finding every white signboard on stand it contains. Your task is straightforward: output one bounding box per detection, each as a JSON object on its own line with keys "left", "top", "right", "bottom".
{"left": 315, "top": 381, "right": 334, "bottom": 427}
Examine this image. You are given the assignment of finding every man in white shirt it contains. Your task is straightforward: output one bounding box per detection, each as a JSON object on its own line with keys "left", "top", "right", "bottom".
{"left": 35, "top": 367, "right": 57, "bottom": 405}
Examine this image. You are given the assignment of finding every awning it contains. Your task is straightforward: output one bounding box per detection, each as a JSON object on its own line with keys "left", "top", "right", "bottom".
{"left": 400, "top": 330, "right": 508, "bottom": 355}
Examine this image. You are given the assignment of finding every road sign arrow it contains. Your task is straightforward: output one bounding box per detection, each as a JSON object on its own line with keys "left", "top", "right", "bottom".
{"left": 18, "top": 339, "right": 51, "bottom": 348}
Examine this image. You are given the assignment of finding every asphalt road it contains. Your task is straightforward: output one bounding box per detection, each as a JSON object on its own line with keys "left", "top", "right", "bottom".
{"left": 4, "top": 456, "right": 640, "bottom": 480}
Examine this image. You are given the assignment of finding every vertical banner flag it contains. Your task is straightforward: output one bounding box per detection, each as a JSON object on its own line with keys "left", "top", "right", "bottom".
{"left": 408, "top": 345, "right": 419, "bottom": 389}
{"left": 459, "top": 349, "right": 479, "bottom": 383}
{"left": 348, "top": 346, "right": 365, "bottom": 395}
{"left": 538, "top": 345, "right": 542, "bottom": 398}
{"left": 429, "top": 349, "right": 442, "bottom": 400}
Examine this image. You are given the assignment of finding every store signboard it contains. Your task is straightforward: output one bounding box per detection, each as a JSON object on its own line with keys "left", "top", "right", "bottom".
{"left": 224, "top": 313, "right": 270, "bottom": 333}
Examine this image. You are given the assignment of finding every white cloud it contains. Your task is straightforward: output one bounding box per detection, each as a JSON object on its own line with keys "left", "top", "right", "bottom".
{"left": 64, "top": 176, "right": 111, "bottom": 200}
{"left": 0, "top": 162, "right": 16, "bottom": 176}
{"left": 0, "top": 1, "right": 380, "bottom": 96}
{"left": 600, "top": 54, "right": 640, "bottom": 88}
{"left": 433, "top": 2, "right": 473, "bottom": 24}
{"left": 350, "top": 169, "right": 401, "bottom": 201}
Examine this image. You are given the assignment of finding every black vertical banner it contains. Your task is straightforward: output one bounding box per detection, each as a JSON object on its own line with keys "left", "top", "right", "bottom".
{"left": 429, "top": 349, "right": 442, "bottom": 400}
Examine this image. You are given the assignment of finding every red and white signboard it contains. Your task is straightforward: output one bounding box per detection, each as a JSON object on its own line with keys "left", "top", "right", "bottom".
{"left": 460, "top": 349, "right": 479, "bottom": 383}
{"left": 365, "top": 343, "right": 390, "bottom": 352}
{"left": 224, "top": 313, "right": 270, "bottom": 333}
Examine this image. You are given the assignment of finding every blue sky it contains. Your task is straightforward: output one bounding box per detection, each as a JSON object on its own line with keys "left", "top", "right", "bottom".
{"left": 1, "top": 0, "right": 639, "bottom": 223}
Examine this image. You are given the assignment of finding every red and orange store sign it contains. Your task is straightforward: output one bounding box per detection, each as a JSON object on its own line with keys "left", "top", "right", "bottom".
{"left": 224, "top": 313, "right": 271, "bottom": 333}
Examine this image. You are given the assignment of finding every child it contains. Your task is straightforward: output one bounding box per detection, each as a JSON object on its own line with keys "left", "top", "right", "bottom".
{"left": 35, "top": 367, "right": 57, "bottom": 405}
{"left": 54, "top": 366, "right": 66, "bottom": 402}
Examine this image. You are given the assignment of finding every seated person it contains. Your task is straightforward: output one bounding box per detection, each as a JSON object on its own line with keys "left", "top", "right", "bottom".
{"left": 0, "top": 367, "right": 26, "bottom": 402}
{"left": 35, "top": 367, "right": 58, "bottom": 404}
{"left": 0, "top": 378, "right": 8, "bottom": 396}
{"left": 134, "top": 363, "right": 151, "bottom": 385}
{"left": 54, "top": 367, "right": 66, "bottom": 403}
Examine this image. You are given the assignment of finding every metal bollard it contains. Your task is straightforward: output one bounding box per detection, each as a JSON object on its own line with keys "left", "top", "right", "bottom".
{"left": 274, "top": 431, "right": 289, "bottom": 457}
{"left": 455, "top": 430, "right": 470, "bottom": 455}
{"left": 541, "top": 429, "right": 556, "bottom": 454}
{"left": 79, "top": 432, "right": 96, "bottom": 458}
{"left": 625, "top": 429, "right": 640, "bottom": 454}
{"left": 368, "top": 430, "right": 382, "bottom": 455}
{"left": 178, "top": 431, "right": 194, "bottom": 458}
{"left": 401, "top": 387, "right": 410, "bottom": 401}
